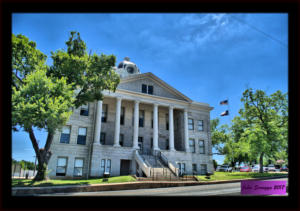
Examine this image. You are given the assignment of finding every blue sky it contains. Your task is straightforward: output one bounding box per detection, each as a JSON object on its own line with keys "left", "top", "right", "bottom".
{"left": 12, "top": 13, "right": 288, "bottom": 164}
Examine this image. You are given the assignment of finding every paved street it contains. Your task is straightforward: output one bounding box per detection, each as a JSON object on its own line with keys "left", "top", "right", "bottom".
{"left": 37, "top": 177, "right": 288, "bottom": 196}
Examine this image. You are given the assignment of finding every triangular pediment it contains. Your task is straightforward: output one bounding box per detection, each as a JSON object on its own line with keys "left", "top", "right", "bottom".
{"left": 117, "top": 72, "right": 192, "bottom": 102}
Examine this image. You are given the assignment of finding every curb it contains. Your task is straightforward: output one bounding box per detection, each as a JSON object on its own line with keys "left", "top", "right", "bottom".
{"left": 12, "top": 175, "right": 288, "bottom": 196}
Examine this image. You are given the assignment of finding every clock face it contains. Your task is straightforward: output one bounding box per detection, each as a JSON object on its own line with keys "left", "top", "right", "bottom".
{"left": 127, "top": 66, "right": 134, "bottom": 74}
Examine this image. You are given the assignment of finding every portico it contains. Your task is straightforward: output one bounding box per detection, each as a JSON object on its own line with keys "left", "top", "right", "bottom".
{"left": 93, "top": 94, "right": 190, "bottom": 153}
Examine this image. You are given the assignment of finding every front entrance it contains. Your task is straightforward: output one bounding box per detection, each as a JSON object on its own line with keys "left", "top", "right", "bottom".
{"left": 178, "top": 162, "right": 186, "bottom": 176}
{"left": 120, "top": 160, "right": 131, "bottom": 176}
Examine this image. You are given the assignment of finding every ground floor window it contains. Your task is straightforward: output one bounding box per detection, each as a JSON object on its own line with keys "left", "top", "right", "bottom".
{"left": 73, "top": 158, "right": 84, "bottom": 177}
{"left": 200, "top": 164, "right": 207, "bottom": 175}
{"left": 100, "top": 159, "right": 111, "bottom": 176}
{"left": 56, "top": 157, "right": 68, "bottom": 176}
{"left": 192, "top": 163, "right": 197, "bottom": 175}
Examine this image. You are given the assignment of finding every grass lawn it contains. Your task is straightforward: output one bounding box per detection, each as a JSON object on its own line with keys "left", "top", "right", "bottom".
{"left": 197, "top": 172, "right": 288, "bottom": 181}
{"left": 12, "top": 175, "right": 136, "bottom": 187}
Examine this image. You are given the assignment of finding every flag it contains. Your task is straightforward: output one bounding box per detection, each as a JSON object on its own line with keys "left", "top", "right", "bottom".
{"left": 220, "top": 100, "right": 228, "bottom": 105}
{"left": 221, "top": 110, "right": 229, "bottom": 116}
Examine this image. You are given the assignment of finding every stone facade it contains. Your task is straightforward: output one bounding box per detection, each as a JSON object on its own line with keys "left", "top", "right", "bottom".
{"left": 48, "top": 58, "right": 214, "bottom": 179}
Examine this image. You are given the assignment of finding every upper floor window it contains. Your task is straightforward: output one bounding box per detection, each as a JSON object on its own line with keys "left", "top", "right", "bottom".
{"left": 141, "top": 84, "right": 154, "bottom": 95}
{"left": 120, "top": 107, "right": 125, "bottom": 125}
{"left": 80, "top": 104, "right": 89, "bottom": 116}
{"left": 139, "top": 110, "right": 144, "bottom": 127}
{"left": 102, "top": 104, "right": 108, "bottom": 122}
{"left": 148, "top": 85, "right": 153, "bottom": 95}
{"left": 60, "top": 126, "right": 71, "bottom": 144}
{"left": 142, "top": 84, "right": 147, "bottom": 93}
{"left": 198, "top": 120, "right": 204, "bottom": 131}
{"left": 188, "top": 118, "right": 194, "bottom": 130}
{"left": 77, "top": 127, "right": 87, "bottom": 145}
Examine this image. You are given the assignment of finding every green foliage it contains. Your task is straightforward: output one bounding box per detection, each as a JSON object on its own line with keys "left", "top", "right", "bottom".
{"left": 12, "top": 160, "right": 35, "bottom": 170}
{"left": 12, "top": 67, "right": 75, "bottom": 133}
{"left": 212, "top": 88, "right": 288, "bottom": 170}
{"left": 213, "top": 160, "right": 218, "bottom": 169}
{"left": 239, "top": 88, "right": 288, "bottom": 167}
{"left": 48, "top": 31, "right": 120, "bottom": 108}
{"left": 12, "top": 34, "right": 47, "bottom": 89}
{"left": 12, "top": 32, "right": 120, "bottom": 181}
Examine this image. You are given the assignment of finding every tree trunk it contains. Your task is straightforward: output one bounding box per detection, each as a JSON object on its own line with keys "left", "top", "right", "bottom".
{"left": 28, "top": 127, "right": 54, "bottom": 181}
{"left": 259, "top": 152, "right": 264, "bottom": 173}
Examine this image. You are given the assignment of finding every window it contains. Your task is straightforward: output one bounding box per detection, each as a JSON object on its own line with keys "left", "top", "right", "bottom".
{"left": 141, "top": 84, "right": 154, "bottom": 95}
{"left": 139, "top": 110, "right": 144, "bottom": 127}
{"left": 127, "top": 66, "right": 134, "bottom": 73}
{"left": 100, "top": 132, "right": 106, "bottom": 145}
{"left": 56, "top": 157, "right": 67, "bottom": 176}
{"left": 148, "top": 85, "right": 153, "bottom": 95}
{"left": 188, "top": 118, "right": 194, "bottom": 130}
{"left": 74, "top": 158, "right": 84, "bottom": 177}
{"left": 142, "top": 84, "right": 147, "bottom": 93}
{"left": 60, "top": 126, "right": 71, "bottom": 144}
{"left": 80, "top": 104, "right": 89, "bottom": 116}
{"left": 102, "top": 104, "right": 108, "bottom": 122}
{"left": 120, "top": 134, "right": 124, "bottom": 146}
{"left": 166, "top": 114, "right": 169, "bottom": 130}
{"left": 200, "top": 164, "right": 207, "bottom": 175}
{"left": 120, "top": 107, "right": 125, "bottom": 125}
{"left": 189, "top": 139, "right": 195, "bottom": 153}
{"left": 198, "top": 120, "right": 204, "bottom": 131}
{"left": 199, "top": 140, "right": 205, "bottom": 154}
{"left": 77, "top": 127, "right": 87, "bottom": 145}
{"left": 100, "top": 159, "right": 111, "bottom": 176}
{"left": 192, "top": 164, "right": 197, "bottom": 175}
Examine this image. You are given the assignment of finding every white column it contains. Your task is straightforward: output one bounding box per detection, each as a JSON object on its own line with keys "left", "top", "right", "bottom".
{"left": 93, "top": 100, "right": 103, "bottom": 145}
{"left": 169, "top": 106, "right": 175, "bottom": 151}
{"left": 133, "top": 100, "right": 140, "bottom": 149}
{"left": 184, "top": 108, "right": 190, "bottom": 152}
{"left": 113, "top": 97, "right": 122, "bottom": 147}
{"left": 153, "top": 103, "right": 159, "bottom": 151}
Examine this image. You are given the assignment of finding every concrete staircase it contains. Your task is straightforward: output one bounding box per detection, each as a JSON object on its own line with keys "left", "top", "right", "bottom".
{"left": 136, "top": 153, "right": 197, "bottom": 181}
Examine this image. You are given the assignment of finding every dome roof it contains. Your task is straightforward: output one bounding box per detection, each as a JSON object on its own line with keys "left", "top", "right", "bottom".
{"left": 116, "top": 57, "right": 140, "bottom": 77}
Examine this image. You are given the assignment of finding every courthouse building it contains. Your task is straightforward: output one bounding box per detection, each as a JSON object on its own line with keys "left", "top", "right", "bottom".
{"left": 48, "top": 57, "right": 214, "bottom": 179}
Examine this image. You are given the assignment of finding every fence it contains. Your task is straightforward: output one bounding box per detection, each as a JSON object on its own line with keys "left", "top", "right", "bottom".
{"left": 12, "top": 164, "right": 37, "bottom": 179}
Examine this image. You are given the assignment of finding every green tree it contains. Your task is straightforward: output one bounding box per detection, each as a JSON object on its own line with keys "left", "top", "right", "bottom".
{"left": 12, "top": 32, "right": 120, "bottom": 181}
{"left": 238, "top": 88, "right": 288, "bottom": 173}
{"left": 213, "top": 160, "right": 218, "bottom": 170}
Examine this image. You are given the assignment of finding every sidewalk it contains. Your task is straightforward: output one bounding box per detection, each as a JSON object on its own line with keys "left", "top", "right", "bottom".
{"left": 12, "top": 175, "right": 288, "bottom": 196}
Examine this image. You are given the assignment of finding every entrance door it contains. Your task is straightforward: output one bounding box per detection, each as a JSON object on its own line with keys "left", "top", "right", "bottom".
{"left": 178, "top": 163, "right": 185, "bottom": 176}
{"left": 120, "top": 160, "right": 131, "bottom": 176}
